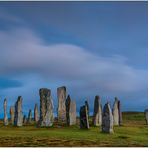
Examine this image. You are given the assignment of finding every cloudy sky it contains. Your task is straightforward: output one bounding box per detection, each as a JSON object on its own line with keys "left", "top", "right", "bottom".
{"left": 0, "top": 1, "right": 148, "bottom": 117}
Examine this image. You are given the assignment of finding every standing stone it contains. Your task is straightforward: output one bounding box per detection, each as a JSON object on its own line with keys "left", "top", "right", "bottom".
{"left": 80, "top": 105, "right": 89, "bottom": 129}
{"left": 39, "top": 88, "right": 54, "bottom": 127}
{"left": 23, "top": 115, "right": 27, "bottom": 124}
{"left": 93, "top": 95, "right": 102, "bottom": 126}
{"left": 27, "top": 109, "right": 32, "bottom": 123}
{"left": 10, "top": 106, "right": 15, "bottom": 125}
{"left": 113, "top": 97, "right": 119, "bottom": 125}
{"left": 113, "top": 97, "right": 122, "bottom": 126}
{"left": 144, "top": 109, "right": 148, "bottom": 124}
{"left": 34, "top": 103, "right": 39, "bottom": 122}
{"left": 66, "top": 95, "right": 71, "bottom": 125}
{"left": 118, "top": 100, "right": 122, "bottom": 125}
{"left": 3, "top": 98, "right": 8, "bottom": 125}
{"left": 85, "top": 100, "right": 89, "bottom": 116}
{"left": 66, "top": 95, "right": 76, "bottom": 125}
{"left": 57, "top": 86, "right": 66, "bottom": 123}
{"left": 14, "top": 96, "right": 23, "bottom": 127}
{"left": 102, "top": 102, "right": 114, "bottom": 133}
{"left": 69, "top": 101, "right": 76, "bottom": 125}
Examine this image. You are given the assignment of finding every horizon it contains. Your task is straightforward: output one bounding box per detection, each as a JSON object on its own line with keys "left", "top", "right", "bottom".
{"left": 0, "top": 1, "right": 148, "bottom": 118}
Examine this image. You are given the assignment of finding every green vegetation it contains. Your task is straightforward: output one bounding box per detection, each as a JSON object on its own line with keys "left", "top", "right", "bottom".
{"left": 0, "top": 112, "right": 148, "bottom": 146}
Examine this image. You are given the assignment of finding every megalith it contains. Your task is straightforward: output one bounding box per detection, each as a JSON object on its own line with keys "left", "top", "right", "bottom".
{"left": 27, "top": 109, "right": 32, "bottom": 123}
{"left": 66, "top": 95, "right": 71, "bottom": 125}
{"left": 69, "top": 100, "right": 76, "bottom": 125}
{"left": 93, "top": 95, "right": 102, "bottom": 126}
{"left": 144, "top": 109, "right": 148, "bottom": 124}
{"left": 23, "top": 115, "right": 27, "bottom": 124}
{"left": 102, "top": 102, "right": 114, "bottom": 133}
{"left": 113, "top": 97, "right": 122, "bottom": 126}
{"left": 10, "top": 106, "right": 15, "bottom": 125}
{"left": 66, "top": 95, "right": 76, "bottom": 125}
{"left": 14, "top": 96, "right": 23, "bottom": 126}
{"left": 3, "top": 98, "right": 8, "bottom": 125}
{"left": 85, "top": 100, "right": 89, "bottom": 116}
{"left": 80, "top": 105, "right": 89, "bottom": 129}
{"left": 34, "top": 103, "right": 39, "bottom": 122}
{"left": 38, "top": 88, "right": 54, "bottom": 127}
{"left": 57, "top": 86, "right": 66, "bottom": 124}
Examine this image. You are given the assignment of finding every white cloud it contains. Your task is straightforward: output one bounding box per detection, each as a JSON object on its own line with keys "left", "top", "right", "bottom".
{"left": 0, "top": 27, "right": 148, "bottom": 95}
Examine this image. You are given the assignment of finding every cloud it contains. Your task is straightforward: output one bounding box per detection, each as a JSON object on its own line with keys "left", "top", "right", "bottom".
{"left": 0, "top": 27, "right": 148, "bottom": 114}
{"left": 0, "top": 27, "right": 148, "bottom": 95}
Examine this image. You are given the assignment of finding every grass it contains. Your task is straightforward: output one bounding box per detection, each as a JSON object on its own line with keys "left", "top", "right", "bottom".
{"left": 0, "top": 112, "right": 148, "bottom": 146}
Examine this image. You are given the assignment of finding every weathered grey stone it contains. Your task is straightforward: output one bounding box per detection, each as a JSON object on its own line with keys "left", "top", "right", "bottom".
{"left": 66, "top": 95, "right": 76, "bottom": 125}
{"left": 34, "top": 103, "right": 39, "bottom": 122}
{"left": 3, "top": 98, "right": 8, "bottom": 125}
{"left": 80, "top": 105, "right": 89, "bottom": 129}
{"left": 38, "top": 88, "right": 54, "bottom": 127}
{"left": 14, "top": 96, "right": 23, "bottom": 127}
{"left": 113, "top": 97, "right": 119, "bottom": 125}
{"left": 27, "top": 109, "right": 32, "bottom": 123}
{"left": 144, "top": 109, "right": 148, "bottom": 124}
{"left": 113, "top": 97, "right": 122, "bottom": 126}
{"left": 23, "top": 115, "right": 27, "bottom": 124}
{"left": 118, "top": 100, "right": 122, "bottom": 126}
{"left": 102, "top": 102, "right": 114, "bottom": 133}
{"left": 93, "top": 95, "right": 102, "bottom": 126}
{"left": 66, "top": 95, "right": 71, "bottom": 125}
{"left": 85, "top": 100, "right": 89, "bottom": 116}
{"left": 10, "top": 106, "right": 15, "bottom": 125}
{"left": 57, "top": 86, "right": 66, "bottom": 123}
{"left": 69, "top": 101, "right": 76, "bottom": 125}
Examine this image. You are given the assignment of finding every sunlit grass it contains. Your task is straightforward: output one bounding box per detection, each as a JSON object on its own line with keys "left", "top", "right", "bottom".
{"left": 0, "top": 112, "right": 147, "bottom": 146}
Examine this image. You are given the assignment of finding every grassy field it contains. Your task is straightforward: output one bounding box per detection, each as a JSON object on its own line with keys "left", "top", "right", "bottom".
{"left": 0, "top": 112, "right": 148, "bottom": 147}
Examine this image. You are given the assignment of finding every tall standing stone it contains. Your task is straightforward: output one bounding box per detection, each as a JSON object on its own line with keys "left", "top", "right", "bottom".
{"left": 66, "top": 95, "right": 76, "bottom": 125}
{"left": 3, "top": 98, "right": 8, "bottom": 125}
{"left": 144, "top": 109, "right": 148, "bottom": 124}
{"left": 102, "top": 102, "right": 114, "bottom": 133}
{"left": 34, "top": 103, "right": 39, "bottom": 122}
{"left": 80, "top": 105, "right": 89, "bottom": 129}
{"left": 69, "top": 101, "right": 76, "bottom": 125}
{"left": 10, "top": 106, "right": 15, "bottom": 125}
{"left": 66, "top": 95, "right": 71, "bottom": 125}
{"left": 113, "top": 97, "right": 122, "bottom": 126}
{"left": 57, "top": 86, "right": 66, "bottom": 123}
{"left": 27, "top": 109, "right": 32, "bottom": 123}
{"left": 113, "top": 97, "right": 119, "bottom": 125}
{"left": 23, "top": 115, "right": 27, "bottom": 124}
{"left": 93, "top": 96, "right": 102, "bottom": 126}
{"left": 118, "top": 99, "right": 122, "bottom": 125}
{"left": 39, "top": 88, "right": 54, "bottom": 127}
{"left": 14, "top": 96, "right": 23, "bottom": 127}
{"left": 85, "top": 100, "right": 89, "bottom": 116}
